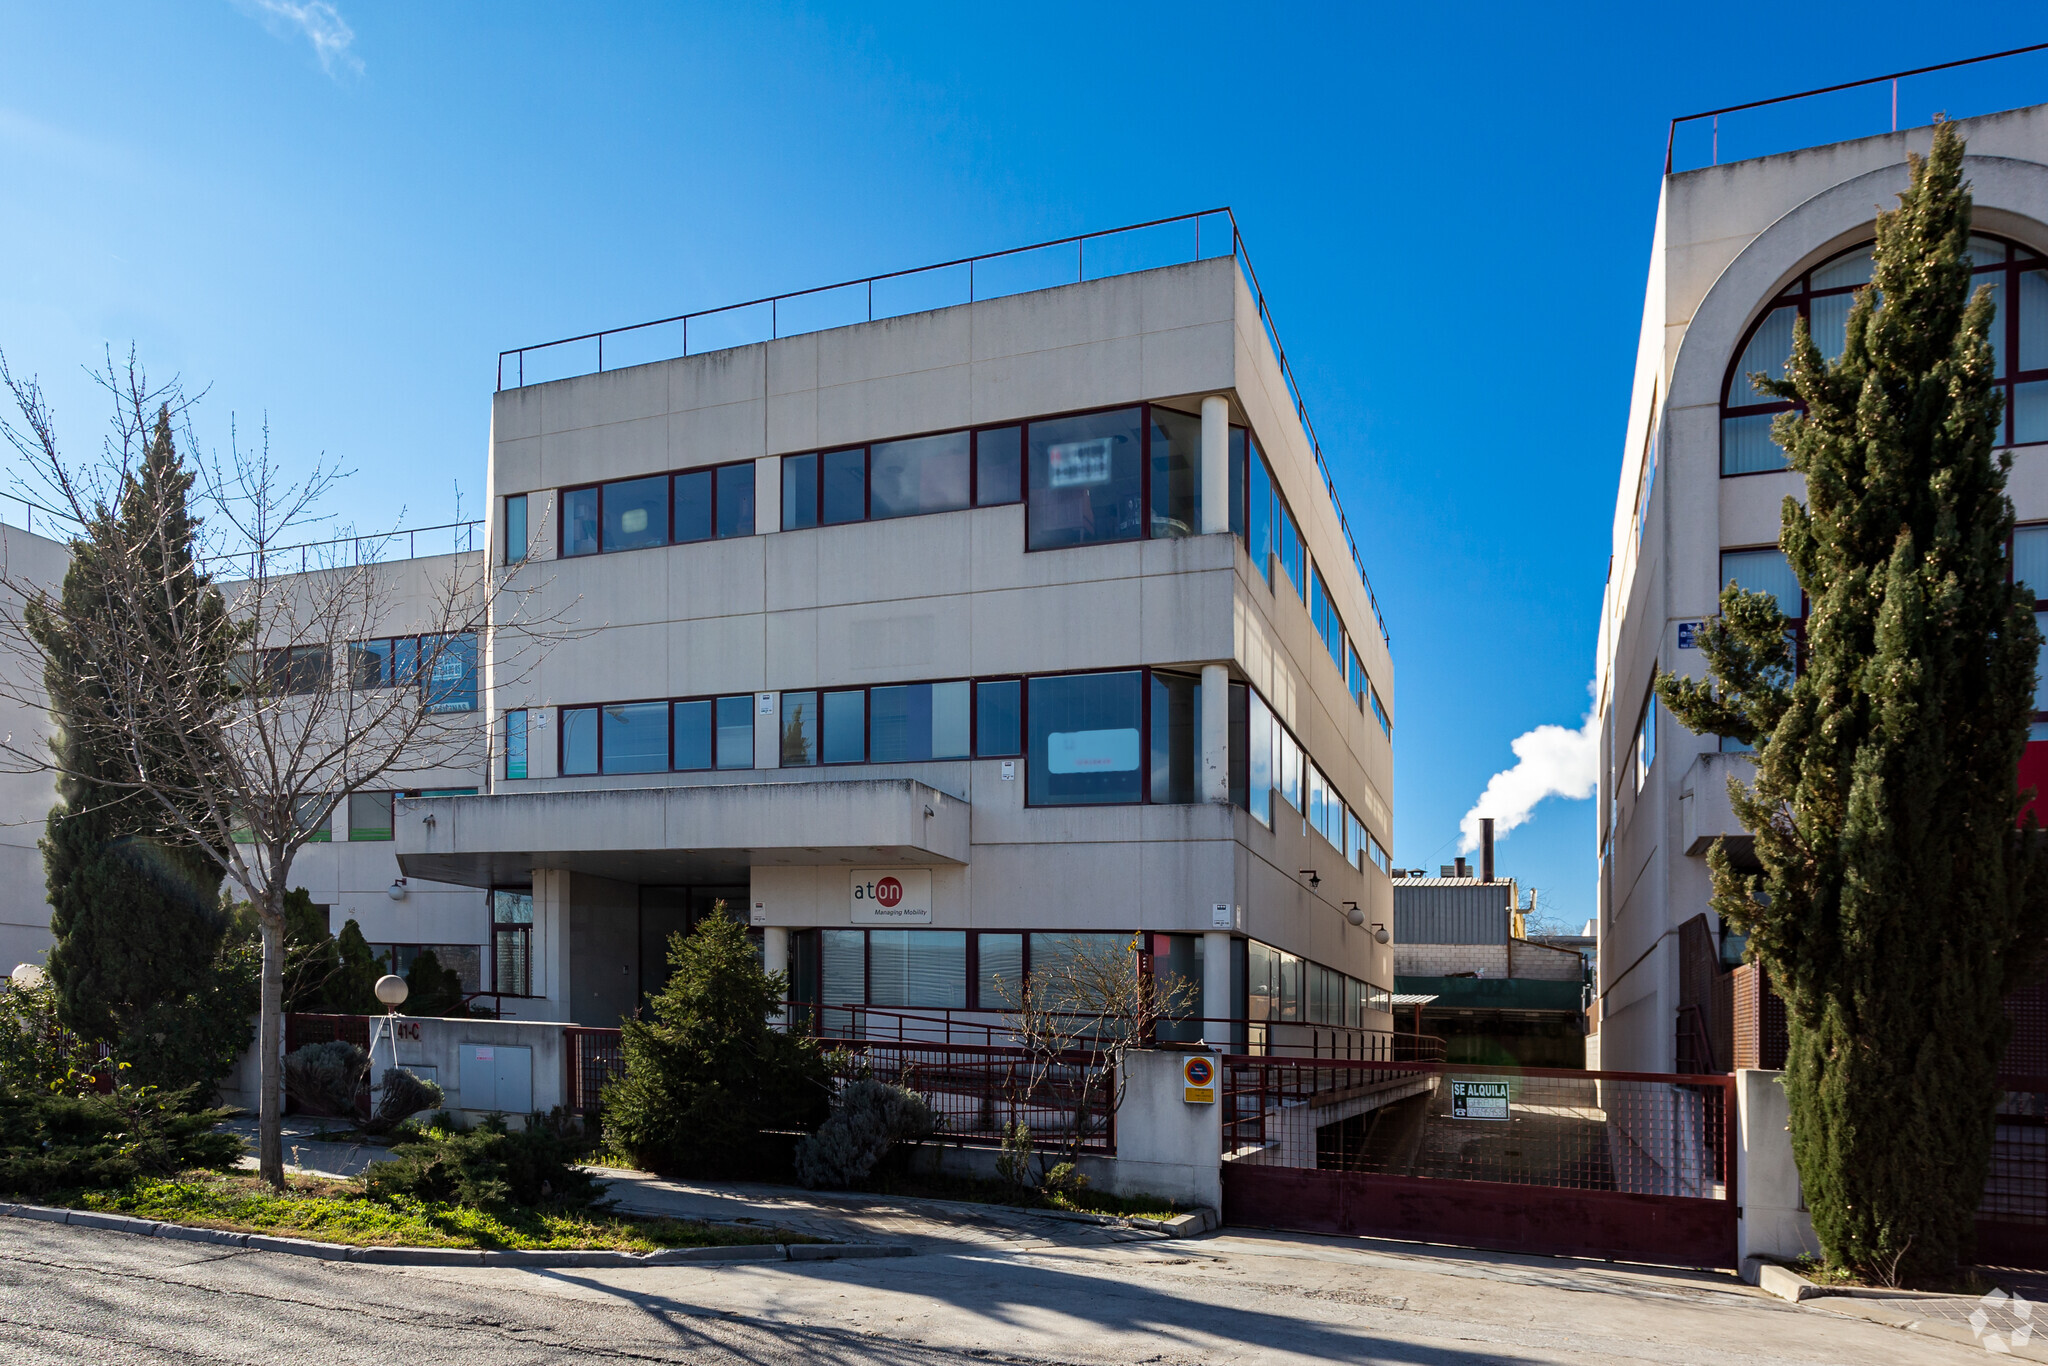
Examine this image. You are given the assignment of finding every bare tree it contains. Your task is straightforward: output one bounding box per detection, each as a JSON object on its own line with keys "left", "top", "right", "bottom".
{"left": 0, "top": 351, "right": 568, "bottom": 1187}
{"left": 994, "top": 934, "right": 1197, "bottom": 1171}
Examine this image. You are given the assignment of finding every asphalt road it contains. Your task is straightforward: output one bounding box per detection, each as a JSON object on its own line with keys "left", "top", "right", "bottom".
{"left": 4, "top": 1214, "right": 2011, "bottom": 1365}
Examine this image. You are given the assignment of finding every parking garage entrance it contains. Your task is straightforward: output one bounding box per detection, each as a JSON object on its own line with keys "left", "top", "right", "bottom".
{"left": 1219, "top": 1057, "right": 1738, "bottom": 1269}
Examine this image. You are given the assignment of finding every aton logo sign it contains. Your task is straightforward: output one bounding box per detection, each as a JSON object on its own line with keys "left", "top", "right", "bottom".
{"left": 850, "top": 869, "right": 932, "bottom": 924}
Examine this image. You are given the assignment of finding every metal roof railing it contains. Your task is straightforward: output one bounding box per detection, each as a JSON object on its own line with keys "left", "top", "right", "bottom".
{"left": 497, "top": 209, "right": 1390, "bottom": 646}
{"left": 1667, "top": 41, "right": 2048, "bottom": 174}
{"left": 204, "top": 519, "right": 483, "bottom": 580}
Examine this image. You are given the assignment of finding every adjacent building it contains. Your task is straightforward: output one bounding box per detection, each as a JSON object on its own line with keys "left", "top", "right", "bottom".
{"left": 1593, "top": 102, "right": 2048, "bottom": 1071}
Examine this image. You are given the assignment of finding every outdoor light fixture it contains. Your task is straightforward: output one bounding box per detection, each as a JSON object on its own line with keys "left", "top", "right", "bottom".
{"left": 1372, "top": 923, "right": 1391, "bottom": 945}
{"left": 387, "top": 878, "right": 408, "bottom": 901}
{"left": 1299, "top": 869, "right": 1321, "bottom": 888}
{"left": 1343, "top": 902, "right": 1365, "bottom": 927}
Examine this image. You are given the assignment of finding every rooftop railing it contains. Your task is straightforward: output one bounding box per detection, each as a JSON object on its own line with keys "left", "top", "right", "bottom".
{"left": 203, "top": 519, "right": 483, "bottom": 580}
{"left": 497, "top": 209, "right": 1390, "bottom": 645}
{"left": 1667, "top": 41, "right": 2048, "bottom": 174}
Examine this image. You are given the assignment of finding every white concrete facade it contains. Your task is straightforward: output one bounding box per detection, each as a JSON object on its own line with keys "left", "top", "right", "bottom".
{"left": 403, "top": 254, "right": 1399, "bottom": 1032}
{"left": 1594, "top": 104, "right": 2048, "bottom": 1070}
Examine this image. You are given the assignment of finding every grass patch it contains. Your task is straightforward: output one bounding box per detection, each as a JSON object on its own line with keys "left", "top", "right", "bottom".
{"left": 1786, "top": 1253, "right": 1999, "bottom": 1295}
{"left": 63, "top": 1173, "right": 809, "bottom": 1252}
{"left": 845, "top": 1167, "right": 1183, "bottom": 1221}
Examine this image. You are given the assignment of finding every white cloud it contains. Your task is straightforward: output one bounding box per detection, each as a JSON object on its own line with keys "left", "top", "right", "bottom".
{"left": 242, "top": 0, "right": 362, "bottom": 77}
{"left": 1458, "top": 682, "right": 1601, "bottom": 853}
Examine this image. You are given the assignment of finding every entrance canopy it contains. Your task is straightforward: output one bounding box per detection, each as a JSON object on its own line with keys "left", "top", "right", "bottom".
{"left": 393, "top": 778, "right": 968, "bottom": 888}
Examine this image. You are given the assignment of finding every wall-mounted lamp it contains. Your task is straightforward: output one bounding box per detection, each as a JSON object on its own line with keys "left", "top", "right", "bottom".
{"left": 1299, "top": 869, "right": 1321, "bottom": 888}
{"left": 1343, "top": 901, "right": 1365, "bottom": 927}
{"left": 422, "top": 812, "right": 437, "bottom": 829}
{"left": 1372, "top": 922, "right": 1391, "bottom": 945}
{"left": 923, "top": 804, "right": 935, "bottom": 818}
{"left": 387, "top": 878, "right": 409, "bottom": 901}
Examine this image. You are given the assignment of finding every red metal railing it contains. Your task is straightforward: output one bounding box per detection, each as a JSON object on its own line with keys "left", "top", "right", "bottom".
{"left": 827, "top": 1041, "right": 1117, "bottom": 1155}
{"left": 495, "top": 208, "right": 1388, "bottom": 646}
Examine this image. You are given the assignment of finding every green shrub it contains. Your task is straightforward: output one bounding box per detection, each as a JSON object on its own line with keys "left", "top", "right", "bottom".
{"left": 602, "top": 911, "right": 829, "bottom": 1177}
{"left": 0, "top": 1079, "right": 242, "bottom": 1198}
{"left": 795, "top": 1079, "right": 935, "bottom": 1189}
{"left": 283, "top": 1040, "right": 367, "bottom": 1117}
{"left": 363, "top": 1068, "right": 443, "bottom": 1136}
{"left": 364, "top": 1111, "right": 607, "bottom": 1213}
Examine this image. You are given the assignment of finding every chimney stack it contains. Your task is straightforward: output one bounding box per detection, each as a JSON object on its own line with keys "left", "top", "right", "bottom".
{"left": 1454, "top": 856, "right": 1470, "bottom": 878}
{"left": 1481, "top": 818, "right": 1495, "bottom": 883}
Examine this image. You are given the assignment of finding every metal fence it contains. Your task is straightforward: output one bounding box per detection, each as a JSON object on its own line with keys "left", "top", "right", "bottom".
{"left": 827, "top": 1040, "right": 1116, "bottom": 1155}
{"left": 495, "top": 207, "right": 1387, "bottom": 646}
{"left": 1222, "top": 1057, "right": 1734, "bottom": 1200}
{"left": 564, "top": 1026, "right": 627, "bottom": 1116}
{"left": 203, "top": 519, "right": 484, "bottom": 579}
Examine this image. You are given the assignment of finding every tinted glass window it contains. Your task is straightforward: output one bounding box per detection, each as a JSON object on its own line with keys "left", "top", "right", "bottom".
{"left": 867, "top": 682, "right": 971, "bottom": 762}
{"left": 1228, "top": 428, "right": 1247, "bottom": 538}
{"left": 975, "top": 426, "right": 1022, "bottom": 506}
{"left": 602, "top": 701, "right": 668, "bottom": 774}
{"left": 563, "top": 486, "right": 600, "bottom": 557}
{"left": 822, "top": 689, "right": 865, "bottom": 763}
{"left": 604, "top": 475, "right": 668, "bottom": 552}
{"left": 975, "top": 680, "right": 1021, "bottom": 757}
{"left": 868, "top": 930, "right": 966, "bottom": 1008}
{"left": 673, "top": 470, "right": 713, "bottom": 543}
{"left": 505, "top": 709, "right": 527, "bottom": 780}
{"left": 870, "top": 432, "right": 969, "bottom": 519}
{"left": 1149, "top": 671, "right": 1200, "bottom": 804}
{"left": 1148, "top": 407, "right": 1201, "bottom": 538}
{"left": 562, "top": 706, "right": 598, "bottom": 775}
{"left": 348, "top": 791, "right": 394, "bottom": 840}
{"left": 420, "top": 633, "right": 477, "bottom": 713}
{"left": 505, "top": 494, "right": 528, "bottom": 564}
{"left": 822, "top": 448, "right": 866, "bottom": 525}
{"left": 1026, "top": 408, "right": 1144, "bottom": 549}
{"left": 782, "top": 453, "right": 819, "bottom": 530}
{"left": 673, "top": 700, "right": 713, "bottom": 770}
{"left": 348, "top": 639, "right": 392, "bottom": 689}
{"left": 716, "top": 462, "right": 755, "bottom": 537}
{"left": 1247, "top": 442, "right": 1272, "bottom": 582}
{"left": 714, "top": 695, "right": 754, "bottom": 769}
{"left": 1027, "top": 671, "right": 1143, "bottom": 805}
{"left": 780, "top": 691, "right": 818, "bottom": 765}
{"left": 977, "top": 932, "right": 1023, "bottom": 1008}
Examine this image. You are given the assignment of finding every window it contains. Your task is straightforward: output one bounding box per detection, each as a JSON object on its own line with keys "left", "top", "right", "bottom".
{"left": 505, "top": 709, "right": 527, "bottom": 780}
{"left": 780, "top": 691, "right": 818, "bottom": 766}
{"left": 504, "top": 493, "right": 529, "bottom": 564}
{"left": 868, "top": 681, "right": 970, "bottom": 762}
{"left": 295, "top": 795, "right": 332, "bottom": 842}
{"left": 1277, "top": 505, "right": 1305, "bottom": 601}
{"left": 1246, "top": 690, "right": 1273, "bottom": 827}
{"left": 1147, "top": 406, "right": 1201, "bottom": 538}
{"left": 1247, "top": 442, "right": 1273, "bottom": 585}
{"left": 782, "top": 453, "right": 819, "bottom": 531}
{"left": 348, "top": 638, "right": 393, "bottom": 689}
{"left": 1369, "top": 686, "right": 1390, "bottom": 738}
{"left": 1636, "top": 688, "right": 1658, "bottom": 792}
{"left": 260, "top": 645, "right": 329, "bottom": 695}
{"left": 492, "top": 889, "right": 533, "bottom": 997}
{"left": 974, "top": 679, "right": 1022, "bottom": 757}
{"left": 975, "top": 427, "right": 1022, "bottom": 506}
{"left": 348, "top": 791, "right": 394, "bottom": 841}
{"left": 1028, "top": 933, "right": 1133, "bottom": 983}
{"left": 869, "top": 432, "right": 970, "bottom": 519}
{"left": 1229, "top": 427, "right": 1248, "bottom": 539}
{"left": 562, "top": 462, "right": 756, "bottom": 556}
{"left": 822, "top": 447, "right": 867, "bottom": 524}
{"left": 1349, "top": 644, "right": 1368, "bottom": 712}
{"left": 561, "top": 706, "right": 598, "bottom": 775}
{"left": 868, "top": 930, "right": 967, "bottom": 1008}
{"left": 1311, "top": 569, "right": 1346, "bottom": 677}
{"left": 822, "top": 690, "right": 865, "bottom": 764}
{"left": 977, "top": 932, "right": 1023, "bottom": 1008}
{"left": 1719, "top": 547, "right": 1802, "bottom": 618}
{"left": 1027, "top": 671, "right": 1143, "bottom": 805}
{"left": 1723, "top": 234, "right": 2048, "bottom": 473}
{"left": 715, "top": 695, "right": 753, "bottom": 769}
{"left": 2013, "top": 525, "right": 2048, "bottom": 740}
{"left": 1027, "top": 408, "right": 1146, "bottom": 549}
{"left": 1148, "top": 671, "right": 1200, "bottom": 804}
{"left": 602, "top": 702, "right": 668, "bottom": 774}
{"left": 420, "top": 634, "right": 478, "bottom": 713}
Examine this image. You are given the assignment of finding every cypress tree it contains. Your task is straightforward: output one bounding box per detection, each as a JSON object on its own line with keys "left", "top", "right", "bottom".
{"left": 32, "top": 406, "right": 252, "bottom": 1095}
{"left": 1659, "top": 123, "right": 2048, "bottom": 1280}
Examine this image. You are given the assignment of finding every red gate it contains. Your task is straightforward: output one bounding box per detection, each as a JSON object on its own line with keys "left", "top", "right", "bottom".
{"left": 1220, "top": 1058, "right": 1738, "bottom": 1269}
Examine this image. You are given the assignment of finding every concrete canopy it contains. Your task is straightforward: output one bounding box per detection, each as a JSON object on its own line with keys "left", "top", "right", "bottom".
{"left": 393, "top": 779, "right": 967, "bottom": 888}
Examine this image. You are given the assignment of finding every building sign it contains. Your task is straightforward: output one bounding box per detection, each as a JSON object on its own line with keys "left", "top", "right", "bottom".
{"left": 1677, "top": 621, "right": 1702, "bottom": 649}
{"left": 1183, "top": 1054, "right": 1216, "bottom": 1104}
{"left": 851, "top": 869, "right": 933, "bottom": 924}
{"left": 1047, "top": 728, "right": 1140, "bottom": 774}
{"left": 1211, "top": 902, "right": 1238, "bottom": 929}
{"left": 1451, "top": 1079, "right": 1510, "bottom": 1120}
{"left": 1047, "top": 438, "right": 1114, "bottom": 488}
{"left": 750, "top": 900, "right": 767, "bottom": 926}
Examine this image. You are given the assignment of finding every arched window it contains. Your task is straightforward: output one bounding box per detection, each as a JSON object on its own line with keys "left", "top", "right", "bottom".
{"left": 1721, "top": 234, "right": 2048, "bottom": 474}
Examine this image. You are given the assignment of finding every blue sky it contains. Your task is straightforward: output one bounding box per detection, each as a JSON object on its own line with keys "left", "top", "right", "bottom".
{"left": 3, "top": 4, "right": 2044, "bottom": 929}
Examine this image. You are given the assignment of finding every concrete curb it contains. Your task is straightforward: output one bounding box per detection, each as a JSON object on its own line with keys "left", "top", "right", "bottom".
{"left": 0, "top": 1202, "right": 914, "bottom": 1267}
{"left": 1745, "top": 1259, "right": 1828, "bottom": 1303}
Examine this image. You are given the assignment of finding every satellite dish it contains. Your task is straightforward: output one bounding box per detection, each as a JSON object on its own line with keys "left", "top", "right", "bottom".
{"left": 374, "top": 974, "right": 410, "bottom": 1007}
